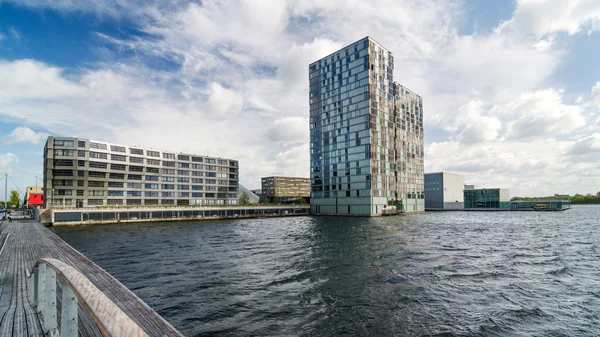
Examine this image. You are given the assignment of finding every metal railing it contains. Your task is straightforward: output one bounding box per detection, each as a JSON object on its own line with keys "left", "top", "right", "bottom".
{"left": 27, "top": 258, "right": 149, "bottom": 337}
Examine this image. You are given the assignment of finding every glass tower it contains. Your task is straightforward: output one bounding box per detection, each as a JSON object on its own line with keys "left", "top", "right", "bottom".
{"left": 309, "top": 37, "right": 424, "bottom": 215}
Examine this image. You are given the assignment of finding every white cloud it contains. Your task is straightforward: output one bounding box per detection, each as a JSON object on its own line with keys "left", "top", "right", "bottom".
{"left": 265, "top": 117, "right": 307, "bottom": 143}
{"left": 4, "top": 127, "right": 48, "bottom": 144}
{"left": 499, "top": 0, "right": 600, "bottom": 38}
{"left": 0, "top": 153, "right": 19, "bottom": 169}
{"left": 1, "top": 0, "right": 600, "bottom": 195}
{"left": 504, "top": 89, "right": 585, "bottom": 139}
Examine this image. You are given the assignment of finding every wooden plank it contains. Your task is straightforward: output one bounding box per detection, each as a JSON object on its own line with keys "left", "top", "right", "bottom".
{"left": 0, "top": 219, "right": 183, "bottom": 337}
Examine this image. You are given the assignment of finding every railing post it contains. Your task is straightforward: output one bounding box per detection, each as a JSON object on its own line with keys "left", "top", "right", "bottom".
{"left": 37, "top": 263, "right": 46, "bottom": 313}
{"left": 60, "top": 279, "right": 78, "bottom": 337}
{"left": 27, "top": 269, "right": 35, "bottom": 305}
{"left": 44, "top": 266, "right": 58, "bottom": 333}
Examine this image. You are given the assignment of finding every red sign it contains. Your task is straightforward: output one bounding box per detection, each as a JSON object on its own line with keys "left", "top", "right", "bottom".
{"left": 29, "top": 193, "right": 44, "bottom": 206}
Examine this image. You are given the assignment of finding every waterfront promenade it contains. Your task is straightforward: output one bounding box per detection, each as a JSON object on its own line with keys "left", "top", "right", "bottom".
{"left": 0, "top": 217, "right": 183, "bottom": 336}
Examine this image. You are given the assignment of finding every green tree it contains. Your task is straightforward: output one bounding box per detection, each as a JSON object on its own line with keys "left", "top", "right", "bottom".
{"left": 238, "top": 192, "right": 250, "bottom": 206}
{"left": 297, "top": 197, "right": 308, "bottom": 205}
{"left": 258, "top": 195, "right": 268, "bottom": 205}
{"left": 8, "top": 190, "right": 20, "bottom": 207}
{"left": 272, "top": 197, "right": 280, "bottom": 205}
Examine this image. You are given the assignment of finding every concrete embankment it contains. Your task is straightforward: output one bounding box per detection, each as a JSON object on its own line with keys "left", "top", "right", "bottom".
{"left": 43, "top": 205, "right": 310, "bottom": 226}
{"left": 425, "top": 208, "right": 569, "bottom": 212}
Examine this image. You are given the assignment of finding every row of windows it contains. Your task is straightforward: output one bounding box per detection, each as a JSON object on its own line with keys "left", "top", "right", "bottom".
{"left": 51, "top": 191, "right": 238, "bottom": 198}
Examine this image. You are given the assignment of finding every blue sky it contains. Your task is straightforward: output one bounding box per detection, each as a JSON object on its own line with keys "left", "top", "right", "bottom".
{"left": 1, "top": 0, "right": 600, "bottom": 200}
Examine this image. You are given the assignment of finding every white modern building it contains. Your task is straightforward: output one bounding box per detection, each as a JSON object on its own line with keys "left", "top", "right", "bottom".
{"left": 43, "top": 136, "right": 239, "bottom": 208}
{"left": 424, "top": 172, "right": 464, "bottom": 209}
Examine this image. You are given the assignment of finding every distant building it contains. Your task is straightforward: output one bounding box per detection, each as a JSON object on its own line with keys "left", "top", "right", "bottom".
{"left": 24, "top": 186, "right": 43, "bottom": 207}
{"left": 251, "top": 189, "right": 262, "bottom": 196}
{"left": 238, "top": 184, "right": 259, "bottom": 204}
{"left": 309, "top": 36, "right": 424, "bottom": 215}
{"left": 464, "top": 185, "right": 478, "bottom": 190}
{"left": 424, "top": 172, "right": 464, "bottom": 209}
{"left": 43, "top": 136, "right": 239, "bottom": 208}
{"left": 261, "top": 176, "right": 310, "bottom": 204}
{"left": 464, "top": 188, "right": 510, "bottom": 208}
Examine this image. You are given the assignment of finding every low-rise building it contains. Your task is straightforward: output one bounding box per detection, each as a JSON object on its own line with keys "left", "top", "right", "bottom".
{"left": 464, "top": 188, "right": 510, "bottom": 208}
{"left": 43, "top": 136, "right": 239, "bottom": 208}
{"left": 24, "top": 186, "right": 43, "bottom": 207}
{"left": 424, "top": 172, "right": 464, "bottom": 209}
{"left": 261, "top": 176, "right": 310, "bottom": 204}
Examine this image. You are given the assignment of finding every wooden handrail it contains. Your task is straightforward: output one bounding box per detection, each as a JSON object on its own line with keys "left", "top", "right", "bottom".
{"left": 31, "top": 258, "right": 149, "bottom": 337}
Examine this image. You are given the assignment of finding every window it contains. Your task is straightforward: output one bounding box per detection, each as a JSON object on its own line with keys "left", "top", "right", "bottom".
{"left": 163, "top": 153, "right": 175, "bottom": 159}
{"left": 130, "top": 148, "right": 144, "bottom": 155}
{"left": 109, "top": 173, "right": 125, "bottom": 179}
{"left": 90, "top": 142, "right": 107, "bottom": 150}
{"left": 161, "top": 176, "right": 175, "bottom": 182}
{"left": 111, "top": 163, "right": 126, "bottom": 171}
{"left": 192, "top": 157, "right": 203, "bottom": 162}
{"left": 108, "top": 181, "right": 123, "bottom": 188}
{"left": 110, "top": 145, "right": 126, "bottom": 153}
{"left": 146, "top": 167, "right": 159, "bottom": 173}
{"left": 77, "top": 180, "right": 84, "bottom": 187}
{"left": 88, "top": 190, "right": 105, "bottom": 196}
{"left": 218, "top": 160, "right": 228, "bottom": 165}
{"left": 177, "top": 185, "right": 189, "bottom": 190}
{"left": 206, "top": 179, "right": 216, "bottom": 184}
{"left": 78, "top": 171, "right": 85, "bottom": 177}
{"left": 206, "top": 172, "right": 216, "bottom": 177}
{"left": 162, "top": 184, "right": 175, "bottom": 190}
{"left": 192, "top": 185, "right": 203, "bottom": 190}
{"left": 178, "top": 192, "right": 189, "bottom": 198}
{"left": 127, "top": 191, "right": 142, "bottom": 197}
{"left": 177, "top": 162, "right": 189, "bottom": 168}
{"left": 163, "top": 161, "right": 175, "bottom": 167}
{"left": 192, "top": 192, "right": 203, "bottom": 197}
{"left": 145, "top": 176, "right": 159, "bottom": 181}
{"left": 78, "top": 150, "right": 86, "bottom": 157}
{"left": 108, "top": 190, "right": 123, "bottom": 196}
{"left": 178, "top": 155, "right": 189, "bottom": 161}
{"left": 192, "top": 178, "right": 203, "bottom": 184}
{"left": 55, "top": 189, "right": 73, "bottom": 196}
{"left": 191, "top": 164, "right": 203, "bottom": 170}
{"left": 128, "top": 174, "right": 142, "bottom": 180}
{"left": 177, "top": 177, "right": 189, "bottom": 183}
{"left": 88, "top": 171, "right": 106, "bottom": 178}
{"left": 147, "top": 150, "right": 160, "bottom": 157}
{"left": 88, "top": 181, "right": 105, "bottom": 187}
{"left": 205, "top": 193, "right": 215, "bottom": 198}
{"left": 177, "top": 170, "right": 189, "bottom": 176}
{"left": 54, "top": 149, "right": 74, "bottom": 156}
{"left": 54, "top": 140, "right": 74, "bottom": 147}
{"left": 78, "top": 141, "right": 86, "bottom": 148}
{"left": 111, "top": 154, "right": 126, "bottom": 162}
{"left": 129, "top": 166, "right": 143, "bottom": 172}
{"left": 144, "top": 191, "right": 158, "bottom": 197}
{"left": 52, "top": 180, "right": 74, "bottom": 187}
{"left": 147, "top": 159, "right": 161, "bottom": 166}
{"left": 89, "top": 151, "right": 107, "bottom": 159}
{"left": 89, "top": 161, "right": 107, "bottom": 169}
{"left": 205, "top": 158, "right": 216, "bottom": 164}
{"left": 145, "top": 183, "right": 159, "bottom": 189}
{"left": 127, "top": 182, "right": 142, "bottom": 189}
{"left": 206, "top": 186, "right": 217, "bottom": 191}
{"left": 129, "top": 157, "right": 144, "bottom": 163}
{"left": 54, "top": 159, "right": 73, "bottom": 166}
{"left": 206, "top": 165, "right": 216, "bottom": 171}
{"left": 77, "top": 190, "right": 84, "bottom": 196}
{"left": 162, "top": 169, "right": 175, "bottom": 175}
{"left": 192, "top": 171, "right": 203, "bottom": 177}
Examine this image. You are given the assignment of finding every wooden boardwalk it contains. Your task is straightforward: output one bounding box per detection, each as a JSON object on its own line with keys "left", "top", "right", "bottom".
{"left": 0, "top": 218, "right": 183, "bottom": 337}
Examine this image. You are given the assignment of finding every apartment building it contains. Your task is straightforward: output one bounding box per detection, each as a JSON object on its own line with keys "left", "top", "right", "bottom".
{"left": 309, "top": 36, "right": 424, "bottom": 215}
{"left": 43, "top": 137, "right": 239, "bottom": 208}
{"left": 261, "top": 176, "right": 310, "bottom": 203}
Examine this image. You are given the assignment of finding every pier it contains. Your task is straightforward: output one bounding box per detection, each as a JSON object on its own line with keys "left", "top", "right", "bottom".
{"left": 0, "top": 214, "right": 183, "bottom": 336}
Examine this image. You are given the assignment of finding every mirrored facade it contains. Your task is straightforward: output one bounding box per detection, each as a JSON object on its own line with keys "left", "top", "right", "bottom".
{"left": 309, "top": 37, "right": 424, "bottom": 215}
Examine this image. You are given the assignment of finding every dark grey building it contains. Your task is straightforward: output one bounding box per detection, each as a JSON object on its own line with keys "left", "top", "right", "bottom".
{"left": 43, "top": 136, "right": 239, "bottom": 208}
{"left": 309, "top": 37, "right": 424, "bottom": 215}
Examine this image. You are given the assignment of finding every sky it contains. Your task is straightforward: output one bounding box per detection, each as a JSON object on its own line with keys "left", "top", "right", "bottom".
{"left": 1, "top": 0, "right": 600, "bottom": 200}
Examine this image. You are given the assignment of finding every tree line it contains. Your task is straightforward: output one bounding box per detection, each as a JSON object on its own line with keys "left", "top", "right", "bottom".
{"left": 0, "top": 190, "right": 21, "bottom": 208}
{"left": 511, "top": 193, "right": 600, "bottom": 204}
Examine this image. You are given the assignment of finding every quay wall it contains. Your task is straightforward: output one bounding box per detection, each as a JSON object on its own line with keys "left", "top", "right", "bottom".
{"left": 48, "top": 205, "right": 310, "bottom": 226}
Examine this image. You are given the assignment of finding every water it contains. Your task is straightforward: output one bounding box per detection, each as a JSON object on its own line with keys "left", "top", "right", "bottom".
{"left": 51, "top": 206, "right": 600, "bottom": 336}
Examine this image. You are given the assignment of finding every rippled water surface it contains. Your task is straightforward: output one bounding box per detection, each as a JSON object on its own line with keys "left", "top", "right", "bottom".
{"left": 52, "top": 206, "right": 600, "bottom": 336}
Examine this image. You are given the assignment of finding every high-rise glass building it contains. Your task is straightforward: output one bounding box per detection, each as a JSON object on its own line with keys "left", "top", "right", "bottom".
{"left": 309, "top": 37, "right": 424, "bottom": 215}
